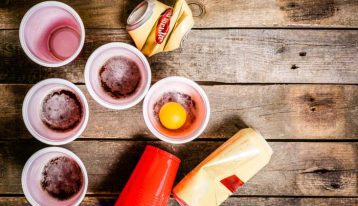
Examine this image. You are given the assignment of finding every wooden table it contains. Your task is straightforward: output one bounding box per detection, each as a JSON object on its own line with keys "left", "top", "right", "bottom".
{"left": 1, "top": 0, "right": 357, "bottom": 205}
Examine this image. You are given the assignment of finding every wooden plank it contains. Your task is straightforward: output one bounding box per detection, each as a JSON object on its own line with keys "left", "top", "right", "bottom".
{"left": 1, "top": 29, "right": 357, "bottom": 84}
{"left": 0, "top": 141, "right": 357, "bottom": 196}
{"left": 0, "top": 0, "right": 358, "bottom": 29}
{"left": 0, "top": 196, "right": 357, "bottom": 206}
{"left": 0, "top": 84, "right": 356, "bottom": 140}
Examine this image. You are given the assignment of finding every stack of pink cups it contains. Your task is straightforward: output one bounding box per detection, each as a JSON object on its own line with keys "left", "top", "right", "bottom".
{"left": 19, "top": 1, "right": 210, "bottom": 206}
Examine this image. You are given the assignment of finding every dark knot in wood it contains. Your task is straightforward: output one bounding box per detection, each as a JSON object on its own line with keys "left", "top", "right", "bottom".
{"left": 188, "top": 1, "right": 205, "bottom": 17}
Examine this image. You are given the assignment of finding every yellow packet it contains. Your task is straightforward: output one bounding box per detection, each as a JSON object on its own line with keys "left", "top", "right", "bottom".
{"left": 126, "top": 0, "right": 194, "bottom": 57}
{"left": 173, "top": 128, "right": 273, "bottom": 206}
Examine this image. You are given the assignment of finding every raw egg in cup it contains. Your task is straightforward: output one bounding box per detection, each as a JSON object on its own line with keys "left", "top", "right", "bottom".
{"left": 143, "top": 77, "right": 210, "bottom": 144}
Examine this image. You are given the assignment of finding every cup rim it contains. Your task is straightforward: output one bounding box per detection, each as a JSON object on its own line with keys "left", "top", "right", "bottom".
{"left": 19, "top": 1, "right": 85, "bottom": 68}
{"left": 145, "top": 145, "right": 181, "bottom": 163}
{"left": 21, "top": 147, "right": 88, "bottom": 206}
{"left": 84, "top": 42, "right": 152, "bottom": 110}
{"left": 143, "top": 76, "right": 210, "bottom": 144}
{"left": 22, "top": 78, "right": 89, "bottom": 145}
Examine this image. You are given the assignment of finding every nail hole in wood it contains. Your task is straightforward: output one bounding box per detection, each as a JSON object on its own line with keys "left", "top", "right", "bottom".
{"left": 330, "top": 183, "right": 341, "bottom": 189}
{"left": 291, "top": 64, "right": 299, "bottom": 70}
{"left": 287, "top": 2, "right": 298, "bottom": 8}
{"left": 299, "top": 52, "right": 307, "bottom": 56}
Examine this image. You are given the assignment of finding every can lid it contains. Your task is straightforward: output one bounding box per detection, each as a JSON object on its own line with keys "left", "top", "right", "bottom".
{"left": 145, "top": 145, "right": 181, "bottom": 163}
{"left": 126, "top": 0, "right": 155, "bottom": 31}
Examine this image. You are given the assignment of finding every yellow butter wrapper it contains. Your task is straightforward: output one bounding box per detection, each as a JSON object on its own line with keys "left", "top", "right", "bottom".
{"left": 127, "top": 0, "right": 194, "bottom": 57}
{"left": 173, "top": 128, "right": 273, "bottom": 206}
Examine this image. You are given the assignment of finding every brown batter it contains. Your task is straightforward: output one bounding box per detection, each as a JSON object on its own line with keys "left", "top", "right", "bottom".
{"left": 99, "top": 56, "right": 141, "bottom": 98}
{"left": 41, "top": 89, "right": 83, "bottom": 131}
{"left": 41, "top": 156, "right": 83, "bottom": 200}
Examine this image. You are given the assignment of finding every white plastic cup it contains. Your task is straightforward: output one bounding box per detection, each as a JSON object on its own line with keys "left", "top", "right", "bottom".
{"left": 22, "top": 147, "right": 88, "bottom": 206}
{"left": 19, "top": 1, "right": 85, "bottom": 67}
{"left": 143, "top": 76, "right": 210, "bottom": 144}
{"left": 22, "top": 78, "right": 89, "bottom": 145}
{"left": 85, "top": 42, "right": 151, "bottom": 110}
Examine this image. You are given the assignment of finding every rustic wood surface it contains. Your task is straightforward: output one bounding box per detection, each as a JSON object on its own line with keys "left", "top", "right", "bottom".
{"left": 0, "top": 197, "right": 357, "bottom": 206}
{"left": 1, "top": 141, "right": 357, "bottom": 196}
{"left": 0, "top": 0, "right": 357, "bottom": 205}
{"left": 0, "top": 84, "right": 356, "bottom": 140}
{"left": 1, "top": 0, "right": 358, "bottom": 29}
{"left": 1, "top": 29, "right": 358, "bottom": 84}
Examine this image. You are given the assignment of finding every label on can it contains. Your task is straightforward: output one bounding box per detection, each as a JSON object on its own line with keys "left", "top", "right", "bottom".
{"left": 155, "top": 8, "right": 173, "bottom": 44}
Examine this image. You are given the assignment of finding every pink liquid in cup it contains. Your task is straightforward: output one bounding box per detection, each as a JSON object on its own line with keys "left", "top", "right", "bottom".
{"left": 19, "top": 1, "right": 85, "bottom": 67}
{"left": 85, "top": 43, "right": 151, "bottom": 110}
{"left": 143, "top": 77, "right": 210, "bottom": 144}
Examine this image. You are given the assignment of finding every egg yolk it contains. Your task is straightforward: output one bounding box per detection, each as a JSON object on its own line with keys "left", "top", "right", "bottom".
{"left": 159, "top": 102, "right": 187, "bottom": 130}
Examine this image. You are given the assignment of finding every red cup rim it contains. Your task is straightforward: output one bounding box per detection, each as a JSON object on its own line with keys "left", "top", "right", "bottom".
{"left": 146, "top": 145, "right": 181, "bottom": 163}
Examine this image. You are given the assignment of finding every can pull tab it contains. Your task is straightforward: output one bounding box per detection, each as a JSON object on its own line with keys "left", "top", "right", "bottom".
{"left": 220, "top": 175, "right": 244, "bottom": 193}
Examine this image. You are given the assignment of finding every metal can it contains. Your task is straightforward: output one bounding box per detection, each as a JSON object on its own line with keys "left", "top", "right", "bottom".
{"left": 126, "top": 0, "right": 194, "bottom": 57}
{"left": 126, "top": 0, "right": 169, "bottom": 51}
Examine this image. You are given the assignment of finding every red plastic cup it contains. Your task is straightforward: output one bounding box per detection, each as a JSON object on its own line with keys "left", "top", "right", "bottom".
{"left": 115, "top": 145, "right": 180, "bottom": 206}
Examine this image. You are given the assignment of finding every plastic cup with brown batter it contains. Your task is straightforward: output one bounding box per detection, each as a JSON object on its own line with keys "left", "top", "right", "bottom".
{"left": 85, "top": 42, "right": 151, "bottom": 110}
{"left": 22, "top": 78, "right": 89, "bottom": 145}
{"left": 22, "top": 147, "right": 88, "bottom": 206}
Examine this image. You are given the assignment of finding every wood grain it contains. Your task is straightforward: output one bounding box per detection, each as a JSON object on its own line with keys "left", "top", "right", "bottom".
{"left": 0, "top": 196, "right": 357, "bottom": 206}
{"left": 0, "top": 141, "right": 357, "bottom": 196}
{"left": 0, "top": 84, "right": 356, "bottom": 140}
{"left": 0, "top": 0, "right": 357, "bottom": 204}
{"left": 1, "top": 29, "right": 357, "bottom": 84}
{"left": 0, "top": 0, "right": 358, "bottom": 29}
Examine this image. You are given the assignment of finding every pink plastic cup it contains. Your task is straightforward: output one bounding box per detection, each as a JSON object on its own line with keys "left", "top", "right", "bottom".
{"left": 22, "top": 147, "right": 88, "bottom": 206}
{"left": 19, "top": 1, "right": 85, "bottom": 67}
{"left": 143, "top": 77, "right": 210, "bottom": 144}
{"left": 85, "top": 42, "right": 151, "bottom": 110}
{"left": 22, "top": 78, "right": 89, "bottom": 145}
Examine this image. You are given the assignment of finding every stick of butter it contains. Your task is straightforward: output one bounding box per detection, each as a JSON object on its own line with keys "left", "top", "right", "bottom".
{"left": 127, "top": 0, "right": 194, "bottom": 57}
{"left": 173, "top": 128, "right": 273, "bottom": 206}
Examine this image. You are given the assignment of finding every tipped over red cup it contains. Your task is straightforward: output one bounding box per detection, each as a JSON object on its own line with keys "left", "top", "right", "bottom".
{"left": 115, "top": 145, "right": 180, "bottom": 206}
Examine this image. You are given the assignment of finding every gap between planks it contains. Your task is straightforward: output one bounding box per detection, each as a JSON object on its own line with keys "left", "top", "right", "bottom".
{"left": 1, "top": 138, "right": 358, "bottom": 143}
{"left": 1, "top": 0, "right": 358, "bottom": 29}
{"left": 0, "top": 196, "right": 356, "bottom": 206}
